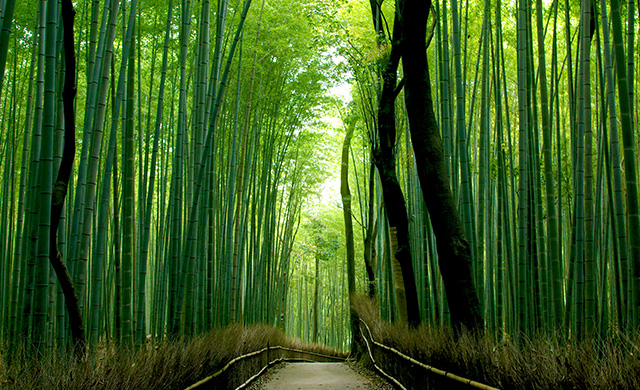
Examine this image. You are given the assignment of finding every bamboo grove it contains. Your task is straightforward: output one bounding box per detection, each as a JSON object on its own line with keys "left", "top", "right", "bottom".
{"left": 0, "top": 0, "right": 349, "bottom": 354}
{"left": 340, "top": 0, "right": 640, "bottom": 341}
{"left": 0, "top": 0, "right": 639, "bottom": 360}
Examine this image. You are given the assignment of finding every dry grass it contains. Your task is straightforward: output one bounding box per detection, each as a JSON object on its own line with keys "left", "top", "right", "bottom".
{"left": 0, "top": 324, "right": 344, "bottom": 389}
{"left": 352, "top": 294, "right": 640, "bottom": 390}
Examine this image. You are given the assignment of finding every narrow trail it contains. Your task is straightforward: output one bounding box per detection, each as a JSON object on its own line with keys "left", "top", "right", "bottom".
{"left": 250, "top": 362, "right": 393, "bottom": 389}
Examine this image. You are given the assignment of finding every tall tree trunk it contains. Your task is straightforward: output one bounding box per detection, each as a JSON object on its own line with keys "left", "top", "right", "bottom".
{"left": 32, "top": 0, "right": 52, "bottom": 354}
{"left": 536, "top": 0, "right": 562, "bottom": 329}
{"left": 48, "top": 0, "right": 85, "bottom": 358}
{"left": 366, "top": 0, "right": 421, "bottom": 328}
{"left": 313, "top": 250, "right": 319, "bottom": 343}
{"left": 400, "top": 0, "right": 482, "bottom": 332}
{"left": 340, "top": 119, "right": 357, "bottom": 350}
{"left": 363, "top": 161, "right": 377, "bottom": 298}
{"left": 450, "top": 0, "right": 475, "bottom": 264}
{"left": 516, "top": 0, "right": 533, "bottom": 336}
{"left": 121, "top": 16, "right": 136, "bottom": 344}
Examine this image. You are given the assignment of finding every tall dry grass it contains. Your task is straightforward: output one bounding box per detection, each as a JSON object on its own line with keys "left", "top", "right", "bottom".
{"left": 0, "top": 324, "right": 344, "bottom": 389}
{"left": 352, "top": 294, "right": 640, "bottom": 389}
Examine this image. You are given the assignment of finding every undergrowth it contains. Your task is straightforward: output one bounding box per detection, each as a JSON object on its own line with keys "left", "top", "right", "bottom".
{"left": 352, "top": 294, "right": 640, "bottom": 390}
{"left": 0, "top": 324, "right": 343, "bottom": 389}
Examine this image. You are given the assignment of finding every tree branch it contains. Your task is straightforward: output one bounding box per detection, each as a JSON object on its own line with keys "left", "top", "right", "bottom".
{"left": 50, "top": 0, "right": 85, "bottom": 360}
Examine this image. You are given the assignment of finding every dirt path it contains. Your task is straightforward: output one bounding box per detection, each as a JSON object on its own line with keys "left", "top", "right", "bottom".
{"left": 252, "top": 362, "right": 393, "bottom": 389}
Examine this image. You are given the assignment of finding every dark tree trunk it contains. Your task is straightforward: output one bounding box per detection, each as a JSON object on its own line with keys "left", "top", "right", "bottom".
{"left": 50, "top": 0, "right": 85, "bottom": 359}
{"left": 400, "top": 0, "right": 482, "bottom": 332}
{"left": 372, "top": 12, "right": 421, "bottom": 328}
{"left": 363, "top": 161, "right": 377, "bottom": 298}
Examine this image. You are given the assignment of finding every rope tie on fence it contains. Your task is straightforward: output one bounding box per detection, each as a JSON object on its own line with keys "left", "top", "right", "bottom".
{"left": 358, "top": 318, "right": 500, "bottom": 390}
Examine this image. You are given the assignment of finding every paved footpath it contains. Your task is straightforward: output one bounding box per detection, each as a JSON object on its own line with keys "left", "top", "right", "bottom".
{"left": 255, "top": 362, "right": 393, "bottom": 389}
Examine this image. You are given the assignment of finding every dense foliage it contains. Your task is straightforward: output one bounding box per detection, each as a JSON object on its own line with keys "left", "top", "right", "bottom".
{"left": 0, "top": 0, "right": 639, "bottom": 373}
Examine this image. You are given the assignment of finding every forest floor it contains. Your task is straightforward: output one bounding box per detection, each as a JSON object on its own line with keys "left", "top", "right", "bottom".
{"left": 0, "top": 325, "right": 347, "bottom": 390}
{"left": 352, "top": 295, "right": 640, "bottom": 390}
{"left": 245, "top": 361, "right": 394, "bottom": 390}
